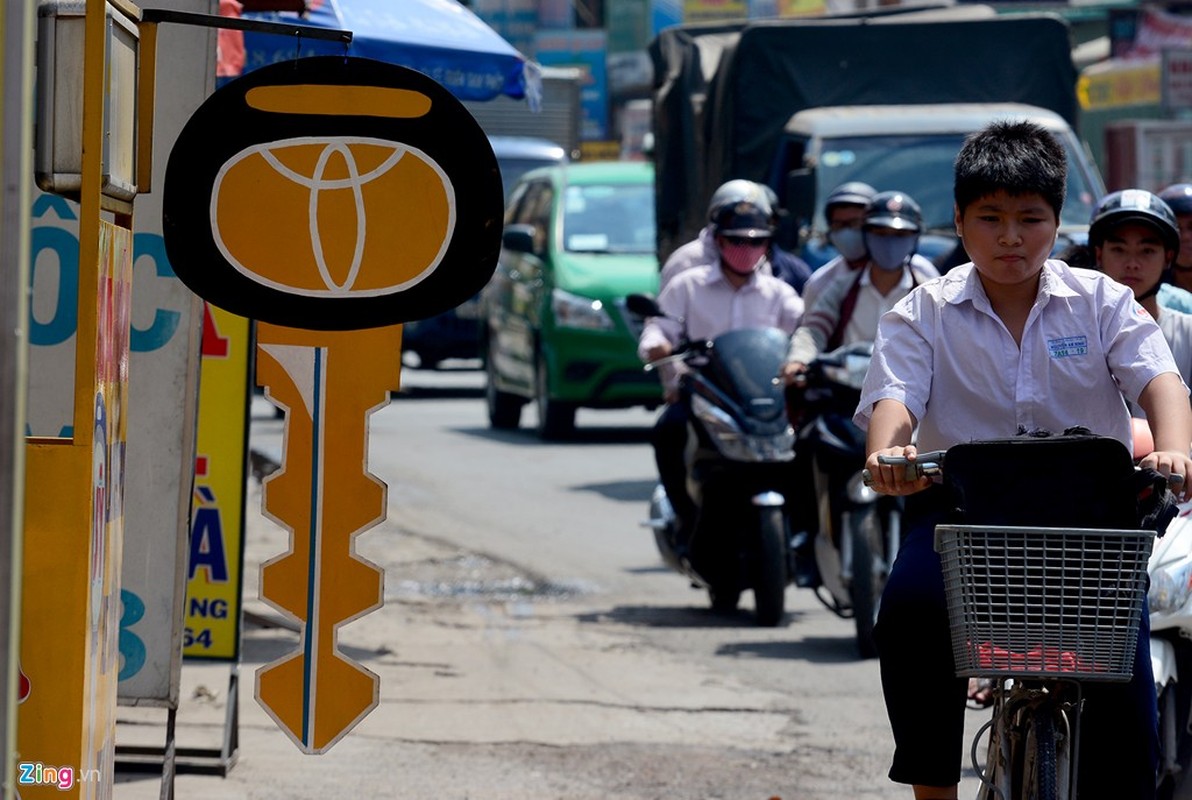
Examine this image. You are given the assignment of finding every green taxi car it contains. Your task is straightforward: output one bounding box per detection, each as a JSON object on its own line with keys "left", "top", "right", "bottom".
{"left": 481, "top": 161, "right": 664, "bottom": 439}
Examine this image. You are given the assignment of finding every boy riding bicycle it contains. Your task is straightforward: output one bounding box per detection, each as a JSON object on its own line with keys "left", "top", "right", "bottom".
{"left": 858, "top": 120, "right": 1192, "bottom": 799}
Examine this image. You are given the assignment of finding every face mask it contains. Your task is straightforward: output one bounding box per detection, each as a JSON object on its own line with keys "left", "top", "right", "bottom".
{"left": 865, "top": 232, "right": 918, "bottom": 272}
{"left": 829, "top": 227, "right": 867, "bottom": 262}
{"left": 719, "top": 239, "right": 769, "bottom": 275}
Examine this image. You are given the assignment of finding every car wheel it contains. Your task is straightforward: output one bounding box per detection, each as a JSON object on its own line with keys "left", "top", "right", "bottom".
{"left": 485, "top": 339, "right": 523, "bottom": 430}
{"left": 535, "top": 353, "right": 575, "bottom": 440}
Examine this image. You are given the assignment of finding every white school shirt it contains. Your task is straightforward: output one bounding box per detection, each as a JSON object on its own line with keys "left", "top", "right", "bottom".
{"left": 854, "top": 260, "right": 1183, "bottom": 454}
{"left": 788, "top": 258, "right": 939, "bottom": 365}
{"left": 800, "top": 252, "right": 938, "bottom": 312}
{"left": 638, "top": 263, "right": 804, "bottom": 392}
{"left": 1131, "top": 308, "right": 1192, "bottom": 418}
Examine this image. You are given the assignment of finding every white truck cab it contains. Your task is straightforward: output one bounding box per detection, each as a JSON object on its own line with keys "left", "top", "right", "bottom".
{"left": 773, "top": 103, "right": 1105, "bottom": 267}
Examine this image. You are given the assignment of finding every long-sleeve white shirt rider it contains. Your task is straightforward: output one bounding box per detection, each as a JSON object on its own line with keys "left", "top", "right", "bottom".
{"left": 638, "top": 263, "right": 804, "bottom": 394}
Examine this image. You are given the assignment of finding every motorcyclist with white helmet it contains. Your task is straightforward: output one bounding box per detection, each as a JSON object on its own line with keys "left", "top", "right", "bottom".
{"left": 640, "top": 199, "right": 804, "bottom": 540}
{"left": 660, "top": 179, "right": 813, "bottom": 293}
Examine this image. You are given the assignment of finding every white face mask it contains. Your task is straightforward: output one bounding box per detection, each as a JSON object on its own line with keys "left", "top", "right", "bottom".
{"left": 829, "top": 227, "right": 867, "bottom": 262}
{"left": 865, "top": 232, "right": 918, "bottom": 272}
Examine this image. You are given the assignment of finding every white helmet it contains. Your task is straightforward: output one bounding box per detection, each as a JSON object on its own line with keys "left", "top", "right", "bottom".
{"left": 706, "top": 179, "right": 773, "bottom": 222}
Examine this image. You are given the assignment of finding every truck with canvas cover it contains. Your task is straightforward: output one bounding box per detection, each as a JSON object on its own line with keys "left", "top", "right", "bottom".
{"left": 649, "top": 7, "right": 1106, "bottom": 267}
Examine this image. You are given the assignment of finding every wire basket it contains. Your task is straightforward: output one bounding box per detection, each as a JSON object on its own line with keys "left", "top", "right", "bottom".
{"left": 935, "top": 525, "right": 1155, "bottom": 682}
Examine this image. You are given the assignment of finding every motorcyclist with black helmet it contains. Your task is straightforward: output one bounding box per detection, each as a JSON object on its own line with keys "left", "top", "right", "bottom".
{"left": 775, "top": 191, "right": 936, "bottom": 587}
{"left": 783, "top": 191, "right": 938, "bottom": 380}
{"left": 1091, "top": 189, "right": 1192, "bottom": 404}
{"left": 639, "top": 199, "right": 804, "bottom": 542}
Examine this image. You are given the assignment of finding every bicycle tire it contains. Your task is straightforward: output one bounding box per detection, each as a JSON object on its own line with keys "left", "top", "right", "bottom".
{"left": 1027, "top": 705, "right": 1059, "bottom": 800}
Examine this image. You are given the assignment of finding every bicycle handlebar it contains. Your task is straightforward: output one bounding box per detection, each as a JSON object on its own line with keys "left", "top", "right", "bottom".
{"left": 861, "top": 450, "right": 947, "bottom": 487}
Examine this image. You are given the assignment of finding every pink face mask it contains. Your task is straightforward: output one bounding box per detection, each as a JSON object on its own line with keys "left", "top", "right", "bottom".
{"left": 718, "top": 238, "right": 768, "bottom": 275}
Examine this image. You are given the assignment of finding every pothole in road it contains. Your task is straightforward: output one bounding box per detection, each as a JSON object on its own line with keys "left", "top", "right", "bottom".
{"left": 387, "top": 553, "right": 597, "bottom": 602}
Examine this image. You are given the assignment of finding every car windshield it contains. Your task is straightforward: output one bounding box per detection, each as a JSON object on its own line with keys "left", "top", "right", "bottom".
{"left": 562, "top": 183, "right": 656, "bottom": 254}
{"left": 810, "top": 132, "right": 1098, "bottom": 234}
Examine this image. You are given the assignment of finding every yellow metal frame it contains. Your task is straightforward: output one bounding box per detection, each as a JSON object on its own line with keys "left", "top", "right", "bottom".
{"left": 20, "top": 0, "right": 141, "bottom": 793}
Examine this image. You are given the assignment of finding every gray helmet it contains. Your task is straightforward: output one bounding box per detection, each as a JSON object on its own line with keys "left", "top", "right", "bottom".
{"left": 712, "top": 200, "right": 774, "bottom": 239}
{"left": 706, "top": 179, "right": 772, "bottom": 221}
{"left": 864, "top": 191, "right": 922, "bottom": 233}
{"left": 825, "top": 182, "right": 877, "bottom": 215}
{"left": 1088, "top": 189, "right": 1179, "bottom": 255}
{"left": 1158, "top": 183, "right": 1192, "bottom": 217}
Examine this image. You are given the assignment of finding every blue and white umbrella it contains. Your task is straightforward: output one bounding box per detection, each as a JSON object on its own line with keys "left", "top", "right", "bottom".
{"left": 243, "top": 0, "right": 540, "bottom": 103}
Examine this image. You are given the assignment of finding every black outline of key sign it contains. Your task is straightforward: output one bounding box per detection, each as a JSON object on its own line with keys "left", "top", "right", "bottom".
{"left": 162, "top": 56, "right": 504, "bottom": 331}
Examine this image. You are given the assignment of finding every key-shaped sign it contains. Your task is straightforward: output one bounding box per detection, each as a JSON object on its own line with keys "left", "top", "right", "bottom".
{"left": 162, "top": 56, "right": 503, "bottom": 751}
{"left": 254, "top": 323, "right": 399, "bottom": 752}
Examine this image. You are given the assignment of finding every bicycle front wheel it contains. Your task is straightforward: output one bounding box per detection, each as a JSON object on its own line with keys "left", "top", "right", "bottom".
{"left": 1024, "top": 705, "right": 1059, "bottom": 800}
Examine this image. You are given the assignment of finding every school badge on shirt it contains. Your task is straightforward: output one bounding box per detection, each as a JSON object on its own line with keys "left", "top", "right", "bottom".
{"left": 1048, "top": 336, "right": 1088, "bottom": 358}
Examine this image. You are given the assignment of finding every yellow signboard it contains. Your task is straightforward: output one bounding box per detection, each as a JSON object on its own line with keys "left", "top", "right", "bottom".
{"left": 684, "top": 0, "right": 747, "bottom": 22}
{"left": 182, "top": 304, "right": 249, "bottom": 660}
{"left": 1078, "top": 59, "right": 1162, "bottom": 111}
{"left": 20, "top": 220, "right": 131, "bottom": 797}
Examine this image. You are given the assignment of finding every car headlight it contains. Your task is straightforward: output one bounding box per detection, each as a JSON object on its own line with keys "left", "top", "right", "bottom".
{"left": 1150, "top": 558, "right": 1192, "bottom": 615}
{"left": 691, "top": 394, "right": 795, "bottom": 462}
{"left": 551, "top": 289, "right": 614, "bottom": 331}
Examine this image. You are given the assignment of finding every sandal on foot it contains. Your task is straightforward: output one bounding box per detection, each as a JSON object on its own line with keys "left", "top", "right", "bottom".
{"left": 967, "top": 677, "right": 995, "bottom": 710}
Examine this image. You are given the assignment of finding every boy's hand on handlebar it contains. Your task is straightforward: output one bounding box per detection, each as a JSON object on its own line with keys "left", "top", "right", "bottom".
{"left": 864, "top": 446, "right": 934, "bottom": 496}
{"left": 1140, "top": 449, "right": 1192, "bottom": 502}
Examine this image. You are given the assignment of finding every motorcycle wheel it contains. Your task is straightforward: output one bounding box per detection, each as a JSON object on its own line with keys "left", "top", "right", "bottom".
{"left": 1157, "top": 678, "right": 1192, "bottom": 800}
{"left": 752, "top": 508, "right": 788, "bottom": 627}
{"left": 849, "top": 507, "right": 883, "bottom": 659}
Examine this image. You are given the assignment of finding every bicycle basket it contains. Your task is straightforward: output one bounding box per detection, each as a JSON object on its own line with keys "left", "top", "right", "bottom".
{"left": 935, "top": 525, "right": 1155, "bottom": 682}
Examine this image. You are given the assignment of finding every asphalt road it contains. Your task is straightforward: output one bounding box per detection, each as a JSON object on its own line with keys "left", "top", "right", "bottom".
{"left": 114, "top": 361, "right": 985, "bottom": 799}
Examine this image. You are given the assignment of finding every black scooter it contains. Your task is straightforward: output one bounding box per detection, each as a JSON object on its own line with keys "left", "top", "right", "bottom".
{"left": 788, "top": 342, "right": 901, "bottom": 657}
{"left": 629, "top": 294, "right": 795, "bottom": 626}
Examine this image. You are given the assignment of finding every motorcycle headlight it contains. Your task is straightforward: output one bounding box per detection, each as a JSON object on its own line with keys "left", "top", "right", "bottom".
{"left": 691, "top": 394, "right": 795, "bottom": 462}
{"left": 1149, "top": 559, "right": 1192, "bottom": 615}
{"left": 551, "top": 289, "right": 614, "bottom": 331}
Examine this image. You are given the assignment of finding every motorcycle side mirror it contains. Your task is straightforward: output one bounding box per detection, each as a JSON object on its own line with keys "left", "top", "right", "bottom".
{"left": 626, "top": 293, "right": 663, "bottom": 319}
